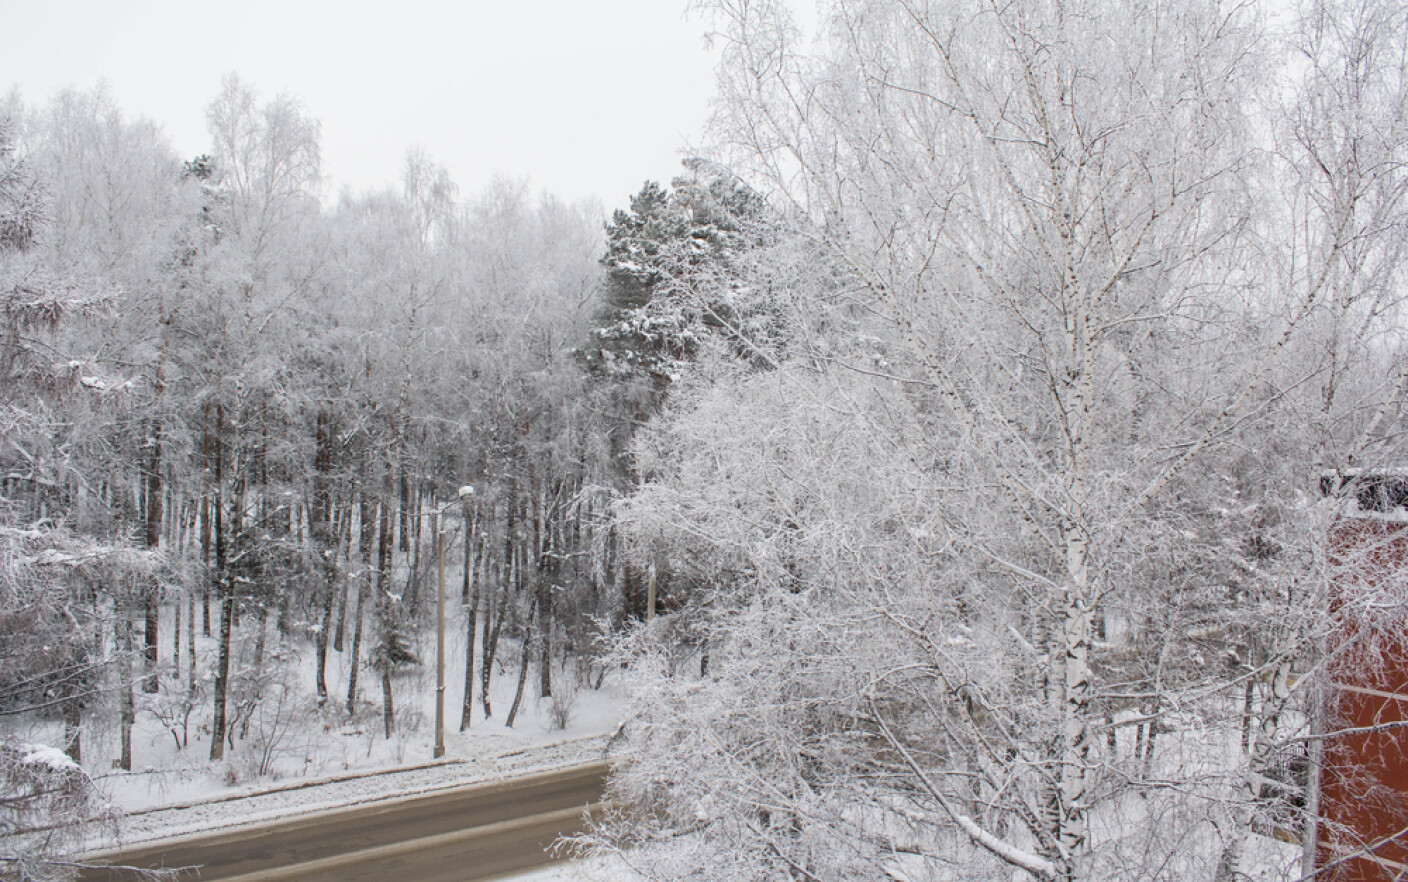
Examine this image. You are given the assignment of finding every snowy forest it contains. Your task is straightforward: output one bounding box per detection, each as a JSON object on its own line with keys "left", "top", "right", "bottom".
{"left": 6, "top": 0, "right": 1408, "bottom": 879}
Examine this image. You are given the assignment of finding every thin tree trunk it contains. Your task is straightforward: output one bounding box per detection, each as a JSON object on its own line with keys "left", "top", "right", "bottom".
{"left": 537, "top": 484, "right": 553, "bottom": 700}
{"left": 345, "top": 580, "right": 365, "bottom": 716}
{"left": 62, "top": 694, "right": 82, "bottom": 765}
{"left": 251, "top": 603, "right": 268, "bottom": 686}
{"left": 381, "top": 667, "right": 395, "bottom": 739}
{"left": 347, "top": 492, "right": 376, "bottom": 715}
{"left": 210, "top": 590, "right": 233, "bottom": 761}
{"left": 316, "top": 561, "right": 337, "bottom": 703}
{"left": 460, "top": 507, "right": 478, "bottom": 731}
{"left": 332, "top": 575, "right": 348, "bottom": 654}
{"left": 1220, "top": 658, "right": 1293, "bottom": 882}
{"left": 187, "top": 587, "right": 197, "bottom": 693}
{"left": 505, "top": 597, "right": 537, "bottom": 729}
{"left": 376, "top": 489, "right": 395, "bottom": 735}
{"left": 482, "top": 544, "right": 508, "bottom": 719}
{"left": 117, "top": 601, "right": 135, "bottom": 771}
{"left": 314, "top": 410, "right": 336, "bottom": 703}
{"left": 210, "top": 403, "right": 232, "bottom": 762}
{"left": 398, "top": 464, "right": 411, "bottom": 553}
{"left": 172, "top": 589, "right": 181, "bottom": 682}
{"left": 538, "top": 602, "right": 552, "bottom": 699}
{"left": 331, "top": 494, "right": 351, "bottom": 653}
{"left": 142, "top": 418, "right": 162, "bottom": 693}
{"left": 201, "top": 423, "right": 213, "bottom": 638}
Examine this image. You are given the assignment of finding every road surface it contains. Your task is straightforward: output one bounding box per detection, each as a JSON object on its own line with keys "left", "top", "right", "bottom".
{"left": 79, "top": 761, "right": 608, "bottom": 881}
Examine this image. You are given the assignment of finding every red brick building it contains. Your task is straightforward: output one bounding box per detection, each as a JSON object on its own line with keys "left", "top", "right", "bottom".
{"left": 1316, "top": 472, "right": 1408, "bottom": 880}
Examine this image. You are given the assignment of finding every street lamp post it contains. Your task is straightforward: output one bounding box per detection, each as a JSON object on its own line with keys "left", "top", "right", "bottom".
{"left": 434, "top": 484, "right": 475, "bottom": 760}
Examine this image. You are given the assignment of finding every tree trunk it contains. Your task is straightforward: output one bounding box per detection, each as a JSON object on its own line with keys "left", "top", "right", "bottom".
{"left": 210, "top": 590, "right": 233, "bottom": 761}
{"left": 1220, "top": 657, "right": 1293, "bottom": 882}
{"left": 313, "top": 410, "right": 336, "bottom": 704}
{"left": 120, "top": 625, "right": 135, "bottom": 771}
{"left": 538, "top": 601, "right": 553, "bottom": 700}
{"left": 142, "top": 418, "right": 162, "bottom": 693}
{"left": 1046, "top": 517, "right": 1096, "bottom": 882}
{"left": 62, "top": 695, "right": 82, "bottom": 765}
{"left": 251, "top": 603, "right": 268, "bottom": 687}
{"left": 537, "top": 485, "right": 554, "bottom": 700}
{"left": 347, "top": 492, "right": 377, "bottom": 715}
{"left": 210, "top": 404, "right": 232, "bottom": 762}
{"left": 482, "top": 553, "right": 507, "bottom": 719}
{"left": 200, "top": 420, "right": 212, "bottom": 638}
{"left": 316, "top": 563, "right": 337, "bottom": 703}
{"left": 116, "top": 600, "right": 135, "bottom": 771}
{"left": 332, "top": 574, "right": 348, "bottom": 654}
{"left": 345, "top": 579, "right": 365, "bottom": 716}
{"left": 460, "top": 505, "right": 478, "bottom": 731}
{"left": 187, "top": 587, "right": 197, "bottom": 693}
{"left": 505, "top": 597, "right": 537, "bottom": 729}
{"left": 381, "top": 666, "right": 395, "bottom": 739}
{"left": 172, "top": 589, "right": 181, "bottom": 682}
{"left": 332, "top": 495, "right": 352, "bottom": 652}
{"left": 398, "top": 463, "right": 411, "bottom": 553}
{"left": 376, "top": 490, "right": 395, "bottom": 735}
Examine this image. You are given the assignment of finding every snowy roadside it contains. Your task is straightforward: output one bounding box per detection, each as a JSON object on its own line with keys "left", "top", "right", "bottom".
{"left": 84, "top": 734, "right": 610, "bottom": 851}
{"left": 507, "top": 854, "right": 642, "bottom": 882}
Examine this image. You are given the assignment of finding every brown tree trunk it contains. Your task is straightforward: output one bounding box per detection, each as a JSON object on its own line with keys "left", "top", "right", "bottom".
{"left": 460, "top": 504, "right": 478, "bottom": 731}
{"left": 316, "top": 557, "right": 338, "bottom": 703}
{"left": 62, "top": 695, "right": 82, "bottom": 765}
{"left": 535, "top": 482, "right": 552, "bottom": 700}
{"left": 331, "top": 494, "right": 351, "bottom": 653}
{"left": 172, "top": 588, "right": 181, "bottom": 682}
{"left": 398, "top": 463, "right": 411, "bottom": 553}
{"left": 118, "top": 602, "right": 135, "bottom": 771}
{"left": 505, "top": 596, "right": 537, "bottom": 729}
{"left": 376, "top": 490, "right": 395, "bottom": 738}
{"left": 210, "top": 403, "right": 233, "bottom": 761}
{"left": 187, "top": 587, "right": 197, "bottom": 693}
{"left": 381, "top": 667, "right": 395, "bottom": 739}
{"left": 312, "top": 410, "right": 336, "bottom": 703}
{"left": 201, "top": 420, "right": 213, "bottom": 638}
{"left": 142, "top": 419, "right": 162, "bottom": 693}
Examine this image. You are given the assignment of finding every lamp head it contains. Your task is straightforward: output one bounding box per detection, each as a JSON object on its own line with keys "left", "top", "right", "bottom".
{"left": 458, "top": 485, "right": 475, "bottom": 499}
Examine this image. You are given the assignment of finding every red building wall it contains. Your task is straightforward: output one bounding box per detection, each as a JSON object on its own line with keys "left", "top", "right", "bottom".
{"left": 1318, "top": 516, "right": 1408, "bottom": 880}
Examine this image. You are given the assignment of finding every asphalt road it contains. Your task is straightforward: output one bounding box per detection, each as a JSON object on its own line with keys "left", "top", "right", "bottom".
{"left": 79, "top": 761, "right": 609, "bottom": 882}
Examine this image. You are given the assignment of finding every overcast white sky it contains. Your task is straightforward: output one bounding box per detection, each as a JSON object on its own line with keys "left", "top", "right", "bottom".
{"left": 0, "top": 0, "right": 735, "bottom": 212}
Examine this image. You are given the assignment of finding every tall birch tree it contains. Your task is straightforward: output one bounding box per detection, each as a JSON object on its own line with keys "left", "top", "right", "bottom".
{"left": 585, "top": 1, "right": 1391, "bottom": 880}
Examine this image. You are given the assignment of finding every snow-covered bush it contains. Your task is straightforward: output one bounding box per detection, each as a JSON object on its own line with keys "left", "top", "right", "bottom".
{"left": 0, "top": 739, "right": 113, "bottom": 881}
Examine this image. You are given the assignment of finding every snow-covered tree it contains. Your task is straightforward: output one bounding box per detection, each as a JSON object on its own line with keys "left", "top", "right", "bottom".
{"left": 0, "top": 125, "right": 163, "bottom": 867}
{"left": 586, "top": 0, "right": 1408, "bottom": 880}
{"left": 584, "top": 159, "right": 776, "bottom": 388}
{"left": 0, "top": 738, "right": 110, "bottom": 882}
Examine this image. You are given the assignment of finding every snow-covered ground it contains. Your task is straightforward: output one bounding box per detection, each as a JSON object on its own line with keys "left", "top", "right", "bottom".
{"left": 508, "top": 854, "right": 642, "bottom": 881}
{"left": 3, "top": 601, "right": 1305, "bottom": 881}
{"left": 3, "top": 596, "right": 626, "bottom": 852}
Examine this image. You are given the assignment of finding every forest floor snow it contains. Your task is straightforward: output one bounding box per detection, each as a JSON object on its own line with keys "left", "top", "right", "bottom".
{"left": 2, "top": 599, "right": 627, "bottom": 852}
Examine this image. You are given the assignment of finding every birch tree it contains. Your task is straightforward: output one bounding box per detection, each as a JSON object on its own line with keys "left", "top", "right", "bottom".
{"left": 200, "top": 74, "right": 323, "bottom": 760}
{"left": 585, "top": 0, "right": 1376, "bottom": 879}
{"left": 1231, "top": 0, "right": 1408, "bottom": 874}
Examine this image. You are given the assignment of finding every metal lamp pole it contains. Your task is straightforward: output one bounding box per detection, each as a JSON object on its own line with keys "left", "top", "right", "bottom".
{"left": 434, "top": 485, "right": 475, "bottom": 760}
